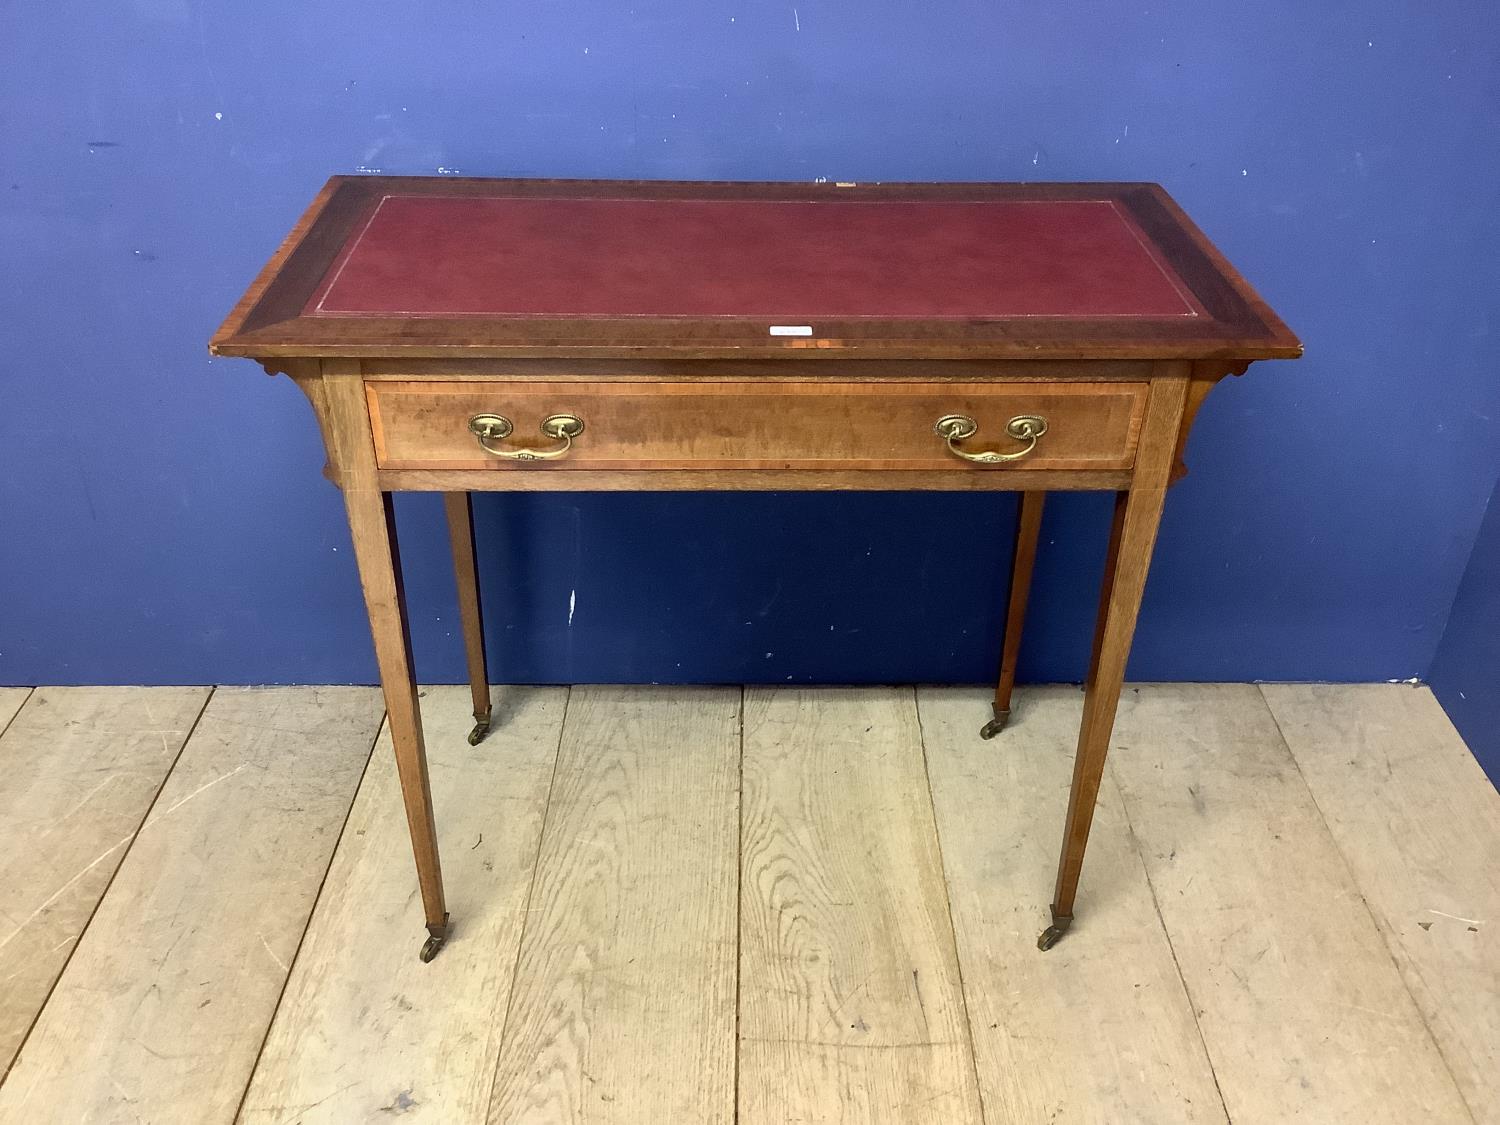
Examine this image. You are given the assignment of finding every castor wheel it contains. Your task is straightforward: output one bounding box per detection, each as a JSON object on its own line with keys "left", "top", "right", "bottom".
{"left": 1036, "top": 914, "right": 1073, "bottom": 952}
{"left": 419, "top": 914, "right": 450, "bottom": 963}
{"left": 979, "top": 706, "right": 1011, "bottom": 740}
{"left": 467, "top": 709, "right": 492, "bottom": 746}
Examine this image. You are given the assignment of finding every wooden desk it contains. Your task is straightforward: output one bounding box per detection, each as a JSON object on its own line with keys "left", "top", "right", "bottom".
{"left": 211, "top": 177, "right": 1299, "bottom": 962}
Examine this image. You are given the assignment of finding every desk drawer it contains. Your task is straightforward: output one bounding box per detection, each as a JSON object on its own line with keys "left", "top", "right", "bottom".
{"left": 366, "top": 380, "right": 1148, "bottom": 472}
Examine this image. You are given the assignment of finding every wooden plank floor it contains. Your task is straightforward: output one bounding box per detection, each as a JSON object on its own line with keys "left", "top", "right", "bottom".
{"left": 0, "top": 683, "right": 1495, "bottom": 1124}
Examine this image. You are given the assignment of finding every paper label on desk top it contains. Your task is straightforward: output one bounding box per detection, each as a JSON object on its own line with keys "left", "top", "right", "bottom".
{"left": 768, "top": 325, "right": 814, "bottom": 336}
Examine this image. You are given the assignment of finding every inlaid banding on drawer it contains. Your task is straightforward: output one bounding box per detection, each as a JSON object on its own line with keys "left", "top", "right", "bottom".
{"left": 365, "top": 380, "right": 1149, "bottom": 471}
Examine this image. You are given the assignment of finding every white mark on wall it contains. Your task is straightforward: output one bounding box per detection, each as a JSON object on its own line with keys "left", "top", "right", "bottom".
{"left": 214, "top": 111, "right": 223, "bottom": 121}
{"left": 793, "top": 7, "right": 801, "bottom": 30}
{"left": 356, "top": 166, "right": 383, "bottom": 174}
{"left": 1241, "top": 169, "right": 1248, "bottom": 176}
{"left": 568, "top": 588, "right": 577, "bottom": 626}
{"left": 436, "top": 166, "right": 461, "bottom": 175}
{"left": 1115, "top": 124, "right": 1130, "bottom": 145}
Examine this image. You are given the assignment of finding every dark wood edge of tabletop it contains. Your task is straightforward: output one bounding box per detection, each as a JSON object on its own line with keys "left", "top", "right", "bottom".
{"left": 209, "top": 176, "right": 1302, "bottom": 363}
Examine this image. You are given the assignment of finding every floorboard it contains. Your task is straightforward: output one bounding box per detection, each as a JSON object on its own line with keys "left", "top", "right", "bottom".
{"left": 0, "top": 685, "right": 210, "bottom": 1077}
{"left": 240, "top": 685, "right": 568, "bottom": 1124}
{"left": 1263, "top": 683, "right": 1500, "bottom": 1124}
{"left": 2, "top": 682, "right": 1496, "bottom": 1123}
{"left": 1106, "top": 684, "right": 1472, "bottom": 1123}
{"left": 0, "top": 688, "right": 30, "bottom": 734}
{"left": 0, "top": 686, "right": 382, "bottom": 1123}
{"left": 486, "top": 686, "right": 741, "bottom": 1124}
{"left": 919, "top": 685, "right": 1226, "bottom": 1124}
{"left": 739, "top": 687, "right": 983, "bottom": 1125}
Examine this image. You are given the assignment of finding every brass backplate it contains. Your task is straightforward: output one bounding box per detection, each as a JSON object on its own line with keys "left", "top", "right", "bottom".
{"left": 540, "top": 414, "right": 585, "bottom": 439}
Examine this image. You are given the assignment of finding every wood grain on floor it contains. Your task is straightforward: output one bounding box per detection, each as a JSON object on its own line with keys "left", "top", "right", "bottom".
{"left": 1105, "top": 684, "right": 1472, "bottom": 1123}
{"left": 1263, "top": 684, "right": 1500, "bottom": 1125}
{"left": 0, "top": 686, "right": 211, "bottom": 1076}
{"left": 240, "top": 685, "right": 568, "bottom": 1124}
{"left": 739, "top": 687, "right": 983, "bottom": 1124}
{"left": 0, "top": 682, "right": 1493, "bottom": 1125}
{"left": 0, "top": 686, "right": 383, "bottom": 1123}
{"left": 920, "top": 685, "right": 1227, "bottom": 1124}
{"left": 487, "top": 686, "right": 741, "bottom": 1124}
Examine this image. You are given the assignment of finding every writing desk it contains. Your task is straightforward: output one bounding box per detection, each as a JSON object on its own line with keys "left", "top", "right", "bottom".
{"left": 211, "top": 177, "right": 1299, "bottom": 962}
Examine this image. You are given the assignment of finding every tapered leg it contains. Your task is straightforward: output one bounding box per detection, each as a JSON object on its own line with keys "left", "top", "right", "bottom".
{"left": 1040, "top": 372, "right": 1188, "bottom": 951}
{"left": 981, "top": 490, "right": 1046, "bottom": 738}
{"left": 1085, "top": 492, "right": 1130, "bottom": 685}
{"left": 443, "top": 492, "right": 492, "bottom": 745}
{"left": 315, "top": 363, "right": 450, "bottom": 961}
{"left": 341, "top": 487, "right": 450, "bottom": 962}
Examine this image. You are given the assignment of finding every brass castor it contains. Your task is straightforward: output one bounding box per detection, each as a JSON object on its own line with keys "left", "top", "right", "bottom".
{"left": 1037, "top": 914, "right": 1073, "bottom": 952}
{"left": 467, "top": 708, "right": 493, "bottom": 746}
{"left": 979, "top": 705, "right": 1011, "bottom": 740}
{"left": 419, "top": 914, "right": 450, "bottom": 963}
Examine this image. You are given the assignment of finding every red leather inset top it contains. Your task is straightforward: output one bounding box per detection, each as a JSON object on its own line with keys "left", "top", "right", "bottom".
{"left": 308, "top": 195, "right": 1200, "bottom": 320}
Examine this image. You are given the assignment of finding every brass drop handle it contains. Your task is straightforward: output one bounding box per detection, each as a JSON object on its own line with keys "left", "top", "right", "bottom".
{"left": 934, "top": 414, "right": 1048, "bottom": 464}
{"left": 468, "top": 413, "right": 584, "bottom": 461}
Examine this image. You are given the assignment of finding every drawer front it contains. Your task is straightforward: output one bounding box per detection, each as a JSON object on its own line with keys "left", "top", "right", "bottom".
{"left": 366, "top": 380, "right": 1148, "bottom": 472}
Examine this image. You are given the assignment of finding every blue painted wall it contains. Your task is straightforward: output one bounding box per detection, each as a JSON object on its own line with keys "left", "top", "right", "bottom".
{"left": 1430, "top": 478, "right": 1500, "bottom": 785}
{"left": 2, "top": 2, "right": 1498, "bottom": 686}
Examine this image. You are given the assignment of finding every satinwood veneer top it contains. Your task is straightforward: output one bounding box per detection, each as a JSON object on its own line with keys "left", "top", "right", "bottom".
{"left": 210, "top": 177, "right": 1299, "bottom": 363}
